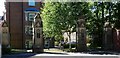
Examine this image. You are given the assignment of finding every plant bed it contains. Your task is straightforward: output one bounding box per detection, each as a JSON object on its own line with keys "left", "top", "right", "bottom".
{"left": 2, "top": 48, "right": 11, "bottom": 55}
{"left": 63, "top": 48, "right": 77, "bottom": 52}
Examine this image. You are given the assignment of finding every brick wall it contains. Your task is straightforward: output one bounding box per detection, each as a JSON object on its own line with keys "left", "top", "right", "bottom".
{"left": 6, "top": 2, "right": 41, "bottom": 49}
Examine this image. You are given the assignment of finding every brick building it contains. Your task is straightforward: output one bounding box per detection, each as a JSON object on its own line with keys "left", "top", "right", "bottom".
{"left": 5, "top": 1, "right": 42, "bottom": 49}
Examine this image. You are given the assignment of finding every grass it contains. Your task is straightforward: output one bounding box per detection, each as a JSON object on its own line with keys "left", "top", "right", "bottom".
{"left": 63, "top": 48, "right": 77, "bottom": 52}
{"left": 11, "top": 49, "right": 27, "bottom": 53}
{"left": 44, "top": 48, "right": 64, "bottom": 53}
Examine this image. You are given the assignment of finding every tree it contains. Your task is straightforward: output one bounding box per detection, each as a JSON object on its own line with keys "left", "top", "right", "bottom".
{"left": 41, "top": 2, "right": 120, "bottom": 50}
{"left": 41, "top": 2, "right": 90, "bottom": 49}
{"left": 86, "top": 2, "right": 120, "bottom": 48}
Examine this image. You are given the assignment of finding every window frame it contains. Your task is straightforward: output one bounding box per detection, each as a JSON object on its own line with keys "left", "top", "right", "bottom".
{"left": 36, "top": 29, "right": 40, "bottom": 38}
{"left": 25, "top": 26, "right": 33, "bottom": 35}
{"left": 37, "top": 33, "right": 40, "bottom": 38}
{"left": 28, "top": 13, "right": 36, "bottom": 21}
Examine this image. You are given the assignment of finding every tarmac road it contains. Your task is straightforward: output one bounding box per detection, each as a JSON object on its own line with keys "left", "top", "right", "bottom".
{"left": 2, "top": 48, "right": 120, "bottom": 58}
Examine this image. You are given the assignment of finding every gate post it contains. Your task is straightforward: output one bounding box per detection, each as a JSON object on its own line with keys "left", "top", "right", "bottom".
{"left": 33, "top": 13, "right": 44, "bottom": 53}
{"left": 103, "top": 21, "right": 113, "bottom": 50}
{"left": 1, "top": 20, "right": 10, "bottom": 54}
{"left": 114, "top": 29, "right": 120, "bottom": 51}
{"left": 76, "top": 16, "right": 87, "bottom": 52}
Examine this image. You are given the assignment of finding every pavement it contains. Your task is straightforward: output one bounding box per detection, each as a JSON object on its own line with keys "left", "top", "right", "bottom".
{"left": 2, "top": 48, "right": 120, "bottom": 58}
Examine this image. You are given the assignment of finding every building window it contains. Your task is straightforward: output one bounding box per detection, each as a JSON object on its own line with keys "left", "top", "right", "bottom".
{"left": 29, "top": 13, "right": 36, "bottom": 21}
{"left": 36, "top": 29, "right": 40, "bottom": 38}
{"left": 37, "top": 33, "right": 40, "bottom": 38}
{"left": 25, "top": 12, "right": 36, "bottom": 21}
{"left": 25, "top": 26, "right": 33, "bottom": 35}
{"left": 28, "top": 0, "right": 35, "bottom": 6}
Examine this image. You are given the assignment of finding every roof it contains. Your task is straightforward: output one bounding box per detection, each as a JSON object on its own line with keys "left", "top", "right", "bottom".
{"left": 25, "top": 8, "right": 39, "bottom": 12}
{"left": 35, "top": 13, "right": 41, "bottom": 19}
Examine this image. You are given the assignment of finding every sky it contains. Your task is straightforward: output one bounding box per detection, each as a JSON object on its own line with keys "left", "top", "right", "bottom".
{"left": 0, "top": 0, "right": 5, "bottom": 16}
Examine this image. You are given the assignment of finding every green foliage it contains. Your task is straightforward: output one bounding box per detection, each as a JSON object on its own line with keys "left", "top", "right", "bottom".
{"left": 55, "top": 41, "right": 59, "bottom": 46}
{"left": 2, "top": 45, "right": 11, "bottom": 55}
{"left": 86, "top": 2, "right": 120, "bottom": 48}
{"left": 41, "top": 2, "right": 90, "bottom": 41}
{"left": 55, "top": 35, "right": 64, "bottom": 41}
{"left": 114, "top": 2, "right": 120, "bottom": 29}
{"left": 64, "top": 48, "right": 77, "bottom": 52}
{"left": 41, "top": 3, "right": 62, "bottom": 37}
{"left": 41, "top": 2, "right": 120, "bottom": 49}
{"left": 63, "top": 44, "right": 76, "bottom": 48}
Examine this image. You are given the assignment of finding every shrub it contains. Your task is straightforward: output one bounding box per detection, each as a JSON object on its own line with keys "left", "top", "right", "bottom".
{"left": 63, "top": 48, "right": 77, "bottom": 52}
{"left": 63, "top": 44, "right": 69, "bottom": 48}
{"left": 2, "top": 45, "right": 11, "bottom": 55}
{"left": 63, "top": 44, "right": 76, "bottom": 48}
{"left": 55, "top": 42, "right": 59, "bottom": 46}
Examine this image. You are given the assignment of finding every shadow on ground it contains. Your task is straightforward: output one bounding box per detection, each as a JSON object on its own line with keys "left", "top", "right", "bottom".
{"left": 85, "top": 51, "right": 120, "bottom": 55}
{"left": 2, "top": 52, "right": 68, "bottom": 58}
{"left": 2, "top": 52, "right": 37, "bottom": 58}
